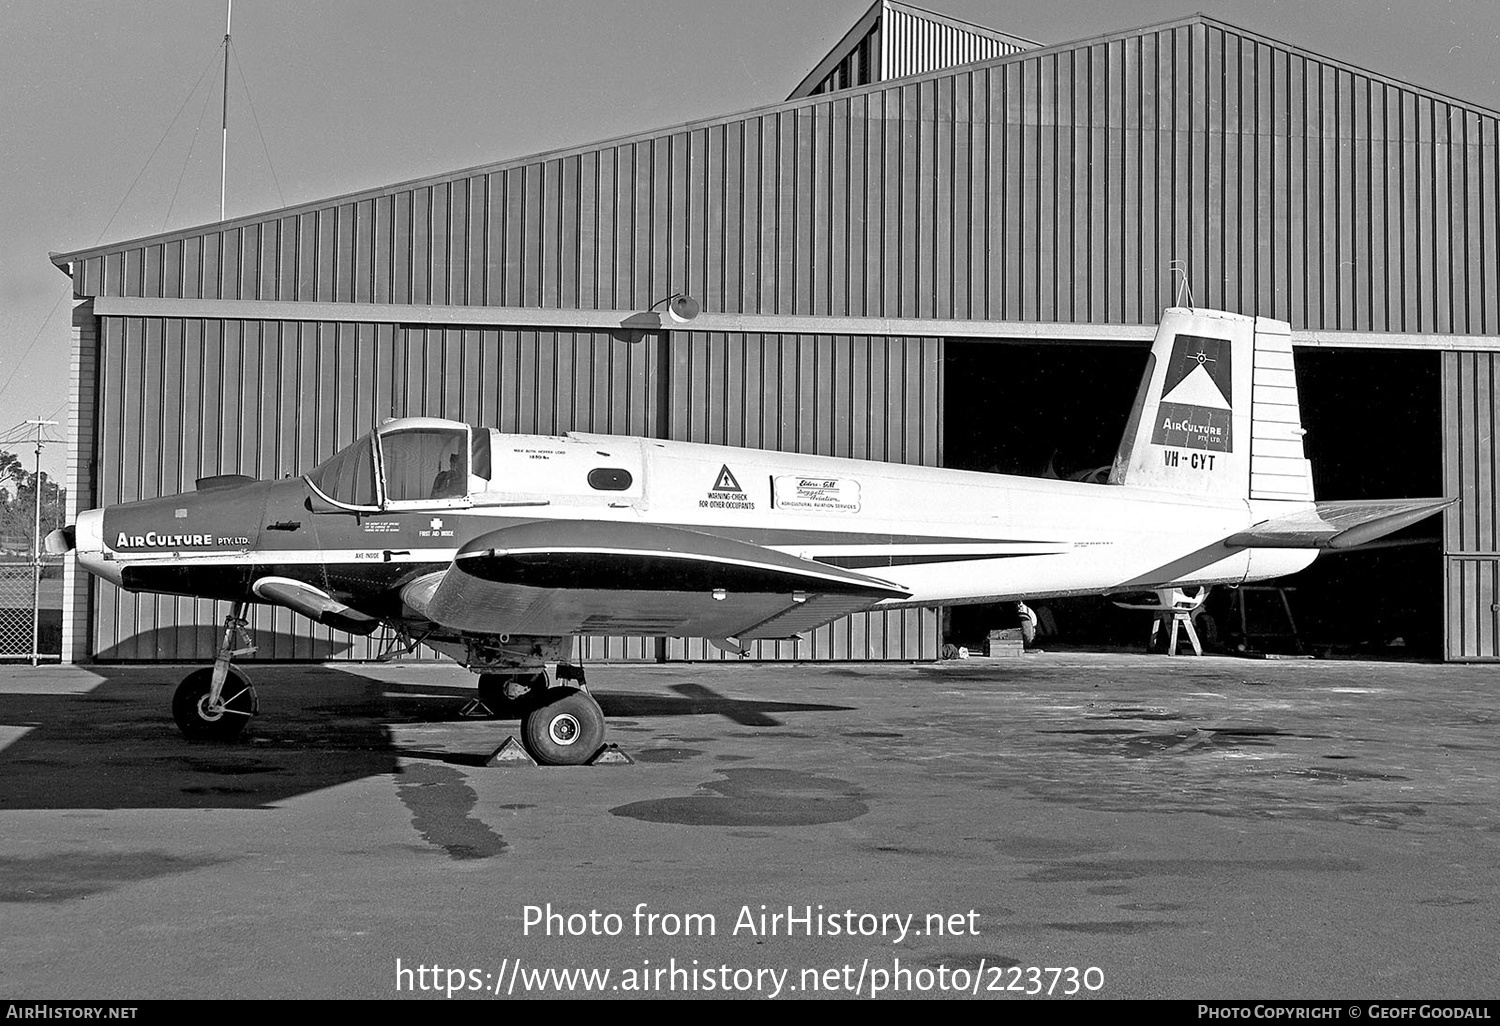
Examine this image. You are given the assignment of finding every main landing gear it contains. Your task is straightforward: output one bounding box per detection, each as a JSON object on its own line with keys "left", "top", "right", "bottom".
{"left": 476, "top": 664, "right": 604, "bottom": 766}
{"left": 476, "top": 670, "right": 546, "bottom": 711}
{"left": 172, "top": 603, "right": 259, "bottom": 741}
{"left": 521, "top": 686, "right": 606, "bottom": 766}
{"left": 164, "top": 614, "right": 609, "bottom": 763}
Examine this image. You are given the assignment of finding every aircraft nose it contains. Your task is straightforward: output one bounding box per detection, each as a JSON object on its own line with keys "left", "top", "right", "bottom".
{"left": 73, "top": 508, "right": 124, "bottom": 587}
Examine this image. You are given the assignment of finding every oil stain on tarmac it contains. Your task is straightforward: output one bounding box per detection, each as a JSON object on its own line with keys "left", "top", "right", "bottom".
{"left": 631, "top": 747, "right": 704, "bottom": 764}
{"left": 610, "top": 767, "right": 868, "bottom": 826}
{"left": 1016, "top": 855, "right": 1364, "bottom": 884}
{"left": 396, "top": 763, "right": 508, "bottom": 859}
{"left": 0, "top": 852, "right": 221, "bottom": 902}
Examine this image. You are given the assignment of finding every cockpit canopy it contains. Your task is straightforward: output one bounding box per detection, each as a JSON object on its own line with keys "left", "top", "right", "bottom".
{"left": 305, "top": 418, "right": 491, "bottom": 510}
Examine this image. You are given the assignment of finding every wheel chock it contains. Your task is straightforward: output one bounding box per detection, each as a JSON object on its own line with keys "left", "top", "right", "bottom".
{"left": 588, "top": 744, "right": 634, "bottom": 766}
{"left": 460, "top": 698, "right": 495, "bottom": 718}
{"left": 484, "top": 736, "right": 537, "bottom": 767}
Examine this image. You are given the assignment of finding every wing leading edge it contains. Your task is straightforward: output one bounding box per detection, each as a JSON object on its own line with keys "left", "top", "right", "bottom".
{"left": 404, "top": 521, "right": 911, "bottom": 639}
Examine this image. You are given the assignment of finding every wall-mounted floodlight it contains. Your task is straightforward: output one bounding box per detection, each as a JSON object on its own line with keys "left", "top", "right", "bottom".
{"left": 611, "top": 292, "right": 702, "bottom": 343}
{"left": 665, "top": 293, "right": 700, "bottom": 323}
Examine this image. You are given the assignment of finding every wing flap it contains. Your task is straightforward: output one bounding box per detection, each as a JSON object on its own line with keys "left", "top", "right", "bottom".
{"left": 736, "top": 594, "right": 889, "bottom": 640}
{"left": 1225, "top": 498, "right": 1454, "bottom": 550}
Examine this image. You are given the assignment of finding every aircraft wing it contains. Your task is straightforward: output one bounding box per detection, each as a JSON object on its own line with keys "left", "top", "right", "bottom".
{"left": 1224, "top": 498, "right": 1455, "bottom": 550}
{"left": 401, "top": 521, "right": 911, "bottom": 640}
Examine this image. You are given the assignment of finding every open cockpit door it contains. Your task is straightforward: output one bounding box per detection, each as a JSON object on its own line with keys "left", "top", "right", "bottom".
{"left": 375, "top": 418, "right": 480, "bottom": 511}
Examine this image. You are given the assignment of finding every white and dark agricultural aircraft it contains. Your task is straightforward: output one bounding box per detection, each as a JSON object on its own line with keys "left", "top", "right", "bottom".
{"left": 50, "top": 307, "right": 1451, "bottom": 764}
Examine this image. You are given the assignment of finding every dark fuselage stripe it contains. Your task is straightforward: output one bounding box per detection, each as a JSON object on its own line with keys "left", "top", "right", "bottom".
{"left": 456, "top": 550, "right": 905, "bottom": 596}
{"left": 816, "top": 553, "right": 1032, "bottom": 569}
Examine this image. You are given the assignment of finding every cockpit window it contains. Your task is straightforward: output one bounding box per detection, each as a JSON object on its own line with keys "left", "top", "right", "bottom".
{"left": 381, "top": 427, "right": 468, "bottom": 501}
{"left": 306, "top": 434, "right": 378, "bottom": 507}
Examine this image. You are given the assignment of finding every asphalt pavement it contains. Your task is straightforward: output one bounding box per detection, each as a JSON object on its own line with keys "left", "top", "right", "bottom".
{"left": 0, "top": 652, "right": 1496, "bottom": 1000}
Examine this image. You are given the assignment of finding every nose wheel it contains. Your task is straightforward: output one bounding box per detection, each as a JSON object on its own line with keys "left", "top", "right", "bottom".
{"left": 173, "top": 603, "right": 258, "bottom": 741}
{"left": 173, "top": 666, "right": 258, "bottom": 741}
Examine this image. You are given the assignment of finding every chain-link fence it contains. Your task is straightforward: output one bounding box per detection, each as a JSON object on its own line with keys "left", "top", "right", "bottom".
{"left": 0, "top": 558, "right": 63, "bottom": 662}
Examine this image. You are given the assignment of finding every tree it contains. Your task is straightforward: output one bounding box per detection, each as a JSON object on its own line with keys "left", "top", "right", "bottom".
{"left": 0, "top": 459, "right": 66, "bottom": 555}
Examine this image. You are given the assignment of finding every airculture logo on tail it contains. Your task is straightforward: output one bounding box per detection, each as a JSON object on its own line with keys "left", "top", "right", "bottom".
{"left": 1151, "top": 333, "right": 1233, "bottom": 453}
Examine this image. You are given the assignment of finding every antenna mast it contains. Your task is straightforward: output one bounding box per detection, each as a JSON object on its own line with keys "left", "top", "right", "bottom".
{"left": 220, "top": 0, "right": 232, "bottom": 221}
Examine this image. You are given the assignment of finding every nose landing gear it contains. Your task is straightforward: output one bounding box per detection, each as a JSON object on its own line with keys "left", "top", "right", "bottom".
{"left": 172, "top": 604, "right": 258, "bottom": 741}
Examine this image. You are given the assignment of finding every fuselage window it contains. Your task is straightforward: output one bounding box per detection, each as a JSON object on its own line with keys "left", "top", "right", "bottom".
{"left": 587, "top": 468, "right": 633, "bottom": 491}
{"left": 381, "top": 428, "right": 469, "bottom": 501}
{"left": 306, "top": 434, "right": 377, "bottom": 507}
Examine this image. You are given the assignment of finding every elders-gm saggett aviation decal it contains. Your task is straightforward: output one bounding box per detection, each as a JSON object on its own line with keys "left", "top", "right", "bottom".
{"left": 1151, "top": 333, "right": 1233, "bottom": 452}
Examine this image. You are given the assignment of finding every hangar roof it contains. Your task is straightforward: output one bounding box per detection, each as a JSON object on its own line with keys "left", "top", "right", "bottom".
{"left": 787, "top": 0, "right": 1039, "bottom": 100}
{"left": 51, "top": 11, "right": 1500, "bottom": 271}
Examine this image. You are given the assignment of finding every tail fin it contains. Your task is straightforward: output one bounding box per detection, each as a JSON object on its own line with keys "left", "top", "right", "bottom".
{"left": 1109, "top": 307, "right": 1313, "bottom": 502}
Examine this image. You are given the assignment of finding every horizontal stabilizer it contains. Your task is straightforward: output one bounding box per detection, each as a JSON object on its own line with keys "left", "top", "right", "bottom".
{"left": 1224, "top": 498, "right": 1455, "bottom": 551}
{"left": 252, "top": 576, "right": 380, "bottom": 635}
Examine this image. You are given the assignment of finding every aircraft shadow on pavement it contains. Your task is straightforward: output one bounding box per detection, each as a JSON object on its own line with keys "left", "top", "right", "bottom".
{"left": 92, "top": 626, "right": 353, "bottom": 662}
{"left": 599, "top": 682, "right": 852, "bottom": 728}
{"left": 0, "top": 667, "right": 854, "bottom": 810}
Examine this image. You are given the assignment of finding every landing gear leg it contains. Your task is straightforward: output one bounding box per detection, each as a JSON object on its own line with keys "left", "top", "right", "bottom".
{"left": 476, "top": 670, "right": 547, "bottom": 715}
{"left": 172, "top": 603, "right": 258, "bottom": 741}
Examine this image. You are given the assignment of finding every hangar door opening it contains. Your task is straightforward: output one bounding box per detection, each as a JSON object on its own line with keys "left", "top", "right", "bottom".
{"left": 941, "top": 341, "right": 1442, "bottom": 658}
{"left": 941, "top": 339, "right": 1148, "bottom": 650}
{"left": 1288, "top": 349, "right": 1442, "bottom": 657}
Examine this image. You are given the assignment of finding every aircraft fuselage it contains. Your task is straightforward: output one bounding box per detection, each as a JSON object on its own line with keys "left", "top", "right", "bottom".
{"left": 76, "top": 429, "right": 1317, "bottom": 629}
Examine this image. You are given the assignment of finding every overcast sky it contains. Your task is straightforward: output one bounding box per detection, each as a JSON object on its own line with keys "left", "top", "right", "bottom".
{"left": 3, "top": 0, "right": 1498, "bottom": 480}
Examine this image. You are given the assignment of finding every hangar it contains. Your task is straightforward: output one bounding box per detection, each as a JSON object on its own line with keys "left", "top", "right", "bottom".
{"left": 49, "top": 1, "right": 1500, "bottom": 664}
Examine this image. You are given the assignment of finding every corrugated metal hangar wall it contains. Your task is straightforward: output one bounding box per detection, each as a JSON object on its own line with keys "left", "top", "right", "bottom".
{"left": 1444, "top": 353, "right": 1500, "bottom": 660}
{"left": 53, "top": 11, "right": 1500, "bottom": 663}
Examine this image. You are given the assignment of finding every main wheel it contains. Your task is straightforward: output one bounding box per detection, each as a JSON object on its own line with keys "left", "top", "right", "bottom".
{"left": 476, "top": 671, "right": 546, "bottom": 716}
{"left": 520, "top": 687, "right": 605, "bottom": 766}
{"left": 172, "top": 666, "right": 257, "bottom": 741}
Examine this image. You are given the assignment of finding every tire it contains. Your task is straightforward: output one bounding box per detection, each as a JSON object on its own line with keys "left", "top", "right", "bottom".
{"left": 520, "top": 687, "right": 605, "bottom": 766}
{"left": 476, "top": 671, "right": 546, "bottom": 717}
{"left": 172, "top": 667, "right": 257, "bottom": 742}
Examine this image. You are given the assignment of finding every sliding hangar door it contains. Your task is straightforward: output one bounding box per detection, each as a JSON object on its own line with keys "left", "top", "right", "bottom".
{"left": 55, "top": 14, "right": 1500, "bottom": 662}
